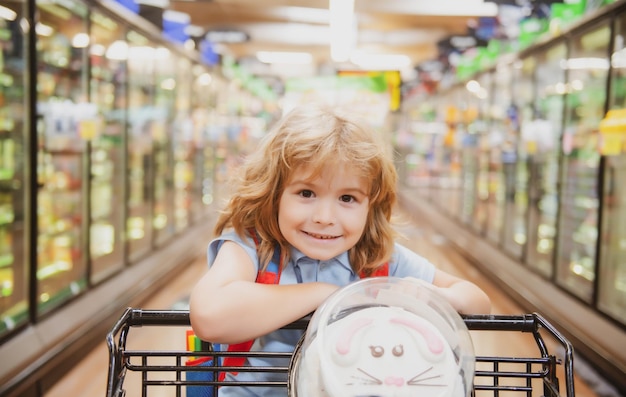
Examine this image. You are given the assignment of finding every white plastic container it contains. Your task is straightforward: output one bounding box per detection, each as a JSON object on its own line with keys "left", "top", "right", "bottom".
{"left": 289, "top": 277, "right": 475, "bottom": 397}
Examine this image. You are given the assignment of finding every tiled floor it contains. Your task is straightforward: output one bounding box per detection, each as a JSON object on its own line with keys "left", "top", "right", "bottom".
{"left": 46, "top": 208, "right": 602, "bottom": 397}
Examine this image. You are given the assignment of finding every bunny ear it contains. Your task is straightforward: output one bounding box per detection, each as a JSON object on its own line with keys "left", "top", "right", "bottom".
{"left": 330, "top": 317, "right": 373, "bottom": 366}
{"left": 390, "top": 316, "right": 447, "bottom": 362}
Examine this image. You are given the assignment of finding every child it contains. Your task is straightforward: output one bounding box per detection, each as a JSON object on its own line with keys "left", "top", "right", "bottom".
{"left": 189, "top": 104, "right": 490, "bottom": 396}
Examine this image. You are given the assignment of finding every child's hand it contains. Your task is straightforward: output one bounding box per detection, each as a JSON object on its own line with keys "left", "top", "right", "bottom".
{"left": 390, "top": 275, "right": 491, "bottom": 315}
{"left": 431, "top": 270, "right": 491, "bottom": 314}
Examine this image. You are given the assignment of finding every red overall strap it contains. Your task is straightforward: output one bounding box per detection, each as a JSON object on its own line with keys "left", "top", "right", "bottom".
{"left": 362, "top": 262, "right": 389, "bottom": 278}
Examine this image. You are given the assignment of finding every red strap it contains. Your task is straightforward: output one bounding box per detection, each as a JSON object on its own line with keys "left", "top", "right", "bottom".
{"left": 363, "top": 262, "right": 389, "bottom": 277}
{"left": 255, "top": 270, "right": 280, "bottom": 284}
{"left": 218, "top": 339, "right": 254, "bottom": 381}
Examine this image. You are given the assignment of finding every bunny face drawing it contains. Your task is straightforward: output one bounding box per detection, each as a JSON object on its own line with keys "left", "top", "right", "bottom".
{"left": 319, "top": 306, "right": 461, "bottom": 397}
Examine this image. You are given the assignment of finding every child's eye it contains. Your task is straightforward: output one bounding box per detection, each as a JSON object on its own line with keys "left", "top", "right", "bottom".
{"left": 299, "top": 190, "right": 314, "bottom": 198}
{"left": 339, "top": 195, "right": 355, "bottom": 203}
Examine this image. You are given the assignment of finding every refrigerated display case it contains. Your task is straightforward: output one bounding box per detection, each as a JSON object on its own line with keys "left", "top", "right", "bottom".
{"left": 556, "top": 23, "right": 610, "bottom": 302}
{"left": 88, "top": 11, "right": 127, "bottom": 283}
{"left": 597, "top": 10, "right": 626, "bottom": 322}
{"left": 600, "top": 155, "right": 626, "bottom": 321}
{"left": 434, "top": 88, "right": 463, "bottom": 219}
{"left": 126, "top": 30, "right": 155, "bottom": 261}
{"left": 458, "top": 85, "right": 482, "bottom": 226}
{"left": 36, "top": 0, "right": 89, "bottom": 315}
{"left": 191, "top": 69, "right": 218, "bottom": 221}
{"left": 471, "top": 72, "right": 492, "bottom": 235}
{"left": 502, "top": 57, "right": 533, "bottom": 260}
{"left": 525, "top": 43, "right": 566, "bottom": 277}
{"left": 172, "top": 57, "right": 193, "bottom": 231}
{"left": 485, "top": 63, "right": 514, "bottom": 245}
{"left": 0, "top": 0, "right": 27, "bottom": 337}
{"left": 152, "top": 46, "right": 176, "bottom": 246}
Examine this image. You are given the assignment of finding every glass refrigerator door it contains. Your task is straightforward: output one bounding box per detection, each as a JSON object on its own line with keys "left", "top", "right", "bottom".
{"left": 88, "top": 12, "right": 126, "bottom": 283}
{"left": 191, "top": 68, "right": 217, "bottom": 221}
{"left": 126, "top": 31, "right": 155, "bottom": 261}
{"left": 502, "top": 57, "right": 533, "bottom": 259}
{"left": 460, "top": 146, "right": 478, "bottom": 225}
{"left": 471, "top": 72, "right": 492, "bottom": 235}
{"left": 525, "top": 43, "right": 566, "bottom": 277}
{"left": 36, "top": 0, "right": 89, "bottom": 315}
{"left": 556, "top": 24, "right": 610, "bottom": 302}
{"left": 459, "top": 89, "right": 481, "bottom": 225}
{"left": 440, "top": 87, "right": 464, "bottom": 219}
{"left": 173, "top": 57, "right": 193, "bottom": 231}
{"left": 152, "top": 47, "right": 175, "bottom": 246}
{"left": 485, "top": 64, "right": 514, "bottom": 244}
{"left": 0, "top": 1, "right": 27, "bottom": 336}
{"left": 597, "top": 11, "right": 626, "bottom": 323}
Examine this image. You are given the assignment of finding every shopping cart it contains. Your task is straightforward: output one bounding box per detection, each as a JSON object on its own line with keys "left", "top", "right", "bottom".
{"left": 106, "top": 307, "right": 575, "bottom": 397}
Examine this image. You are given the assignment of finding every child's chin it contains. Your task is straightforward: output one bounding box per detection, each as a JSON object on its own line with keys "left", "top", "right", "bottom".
{"left": 300, "top": 249, "right": 340, "bottom": 262}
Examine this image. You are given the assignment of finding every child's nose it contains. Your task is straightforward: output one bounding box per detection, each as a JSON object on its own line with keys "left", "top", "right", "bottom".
{"left": 312, "top": 199, "right": 335, "bottom": 224}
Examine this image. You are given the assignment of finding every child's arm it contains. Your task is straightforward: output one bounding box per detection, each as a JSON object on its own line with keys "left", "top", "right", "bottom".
{"left": 189, "top": 241, "right": 339, "bottom": 344}
{"left": 431, "top": 269, "right": 491, "bottom": 314}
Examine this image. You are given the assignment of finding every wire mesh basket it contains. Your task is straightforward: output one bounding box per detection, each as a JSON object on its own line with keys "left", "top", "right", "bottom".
{"left": 106, "top": 308, "right": 575, "bottom": 397}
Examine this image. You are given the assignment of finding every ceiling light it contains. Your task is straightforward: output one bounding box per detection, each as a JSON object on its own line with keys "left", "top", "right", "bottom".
{"left": 205, "top": 30, "right": 249, "bottom": 43}
{"left": 329, "top": 0, "right": 355, "bottom": 62}
{"left": 350, "top": 53, "right": 411, "bottom": 70}
{"left": 256, "top": 51, "right": 313, "bottom": 64}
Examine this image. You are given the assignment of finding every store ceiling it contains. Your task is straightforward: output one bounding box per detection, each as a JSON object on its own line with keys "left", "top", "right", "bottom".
{"left": 169, "top": 0, "right": 499, "bottom": 79}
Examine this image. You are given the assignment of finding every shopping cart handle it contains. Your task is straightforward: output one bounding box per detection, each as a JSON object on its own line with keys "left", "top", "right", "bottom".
{"left": 117, "top": 310, "right": 543, "bottom": 331}
{"left": 127, "top": 308, "right": 191, "bottom": 326}
{"left": 462, "top": 313, "right": 536, "bottom": 331}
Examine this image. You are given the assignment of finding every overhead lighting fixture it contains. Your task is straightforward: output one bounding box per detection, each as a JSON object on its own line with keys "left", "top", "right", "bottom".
{"left": 350, "top": 52, "right": 411, "bottom": 70}
{"left": 329, "top": 0, "right": 355, "bottom": 62}
{"left": 205, "top": 30, "right": 249, "bottom": 43}
{"left": 256, "top": 51, "right": 313, "bottom": 64}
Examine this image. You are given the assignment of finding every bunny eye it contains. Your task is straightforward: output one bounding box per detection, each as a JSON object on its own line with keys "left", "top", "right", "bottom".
{"left": 369, "top": 345, "right": 384, "bottom": 357}
{"left": 392, "top": 344, "right": 404, "bottom": 357}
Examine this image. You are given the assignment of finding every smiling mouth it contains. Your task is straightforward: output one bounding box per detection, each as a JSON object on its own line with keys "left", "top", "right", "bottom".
{"left": 304, "top": 231, "right": 339, "bottom": 240}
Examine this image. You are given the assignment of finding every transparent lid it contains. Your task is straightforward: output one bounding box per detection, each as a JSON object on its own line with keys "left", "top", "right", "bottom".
{"left": 293, "top": 277, "right": 475, "bottom": 397}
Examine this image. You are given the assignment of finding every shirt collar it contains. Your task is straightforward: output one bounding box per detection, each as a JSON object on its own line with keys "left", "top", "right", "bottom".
{"left": 288, "top": 246, "right": 354, "bottom": 274}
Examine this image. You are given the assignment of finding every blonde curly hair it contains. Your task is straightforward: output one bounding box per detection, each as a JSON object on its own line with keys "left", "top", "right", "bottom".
{"left": 214, "top": 105, "right": 398, "bottom": 276}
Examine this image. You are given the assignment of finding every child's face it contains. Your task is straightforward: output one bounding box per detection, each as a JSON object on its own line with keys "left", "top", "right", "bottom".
{"left": 278, "top": 163, "right": 370, "bottom": 261}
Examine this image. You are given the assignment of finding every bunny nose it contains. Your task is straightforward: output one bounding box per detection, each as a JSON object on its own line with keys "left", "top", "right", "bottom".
{"left": 384, "top": 376, "right": 405, "bottom": 386}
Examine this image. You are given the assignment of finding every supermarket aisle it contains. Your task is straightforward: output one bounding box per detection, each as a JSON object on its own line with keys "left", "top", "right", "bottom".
{"left": 46, "top": 207, "right": 600, "bottom": 397}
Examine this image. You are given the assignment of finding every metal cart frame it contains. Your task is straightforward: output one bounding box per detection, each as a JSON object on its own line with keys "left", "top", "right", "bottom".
{"left": 106, "top": 308, "right": 575, "bottom": 397}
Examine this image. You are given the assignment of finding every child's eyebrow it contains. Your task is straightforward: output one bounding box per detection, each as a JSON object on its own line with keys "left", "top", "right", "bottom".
{"left": 286, "top": 179, "right": 368, "bottom": 196}
{"left": 341, "top": 186, "right": 368, "bottom": 196}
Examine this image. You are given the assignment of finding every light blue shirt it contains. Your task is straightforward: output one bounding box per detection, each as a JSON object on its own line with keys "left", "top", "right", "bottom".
{"left": 206, "top": 230, "right": 436, "bottom": 396}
